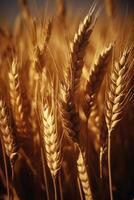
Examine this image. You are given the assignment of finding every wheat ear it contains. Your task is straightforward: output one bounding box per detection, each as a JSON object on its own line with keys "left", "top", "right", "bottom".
{"left": 59, "top": 84, "right": 80, "bottom": 143}
{"left": 31, "top": 19, "right": 52, "bottom": 73}
{"left": 0, "top": 99, "right": 18, "bottom": 165}
{"left": 105, "top": 48, "right": 133, "bottom": 200}
{"left": 41, "top": 19, "right": 52, "bottom": 53}
{"left": 84, "top": 43, "right": 113, "bottom": 118}
{"left": 69, "top": 5, "right": 97, "bottom": 93}
{"left": 59, "top": 7, "right": 98, "bottom": 142}
{"left": 77, "top": 146, "right": 93, "bottom": 200}
{"left": 9, "top": 58, "right": 26, "bottom": 135}
{"left": 58, "top": 8, "right": 96, "bottom": 142}
{"left": 42, "top": 101, "right": 62, "bottom": 177}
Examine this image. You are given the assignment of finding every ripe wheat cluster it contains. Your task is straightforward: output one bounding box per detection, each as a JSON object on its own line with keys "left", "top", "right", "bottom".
{"left": 0, "top": 0, "right": 134, "bottom": 200}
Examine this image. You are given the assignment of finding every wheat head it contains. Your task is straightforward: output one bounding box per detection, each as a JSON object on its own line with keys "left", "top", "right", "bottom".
{"left": 77, "top": 146, "right": 93, "bottom": 200}
{"left": 0, "top": 99, "right": 18, "bottom": 165}
{"left": 105, "top": 48, "right": 133, "bottom": 134}
{"left": 84, "top": 43, "right": 113, "bottom": 118}
{"left": 68, "top": 6, "right": 97, "bottom": 93}
{"left": 8, "top": 57, "right": 26, "bottom": 135}
{"left": 59, "top": 84, "right": 80, "bottom": 143}
{"left": 42, "top": 101, "right": 62, "bottom": 177}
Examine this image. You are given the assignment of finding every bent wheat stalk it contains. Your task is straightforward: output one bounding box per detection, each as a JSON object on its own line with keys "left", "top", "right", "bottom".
{"left": 105, "top": 48, "right": 134, "bottom": 200}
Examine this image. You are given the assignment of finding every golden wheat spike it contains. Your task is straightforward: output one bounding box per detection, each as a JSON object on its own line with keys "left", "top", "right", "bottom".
{"left": 40, "top": 19, "right": 52, "bottom": 53}
{"left": 68, "top": 6, "right": 97, "bottom": 93}
{"left": 8, "top": 57, "right": 26, "bottom": 135}
{"left": 105, "top": 48, "right": 134, "bottom": 200}
{"left": 0, "top": 99, "right": 18, "bottom": 165}
{"left": 84, "top": 43, "right": 113, "bottom": 118}
{"left": 42, "top": 102, "right": 62, "bottom": 177}
{"left": 30, "top": 19, "right": 52, "bottom": 73}
{"left": 77, "top": 147, "right": 93, "bottom": 200}
{"left": 105, "top": 49, "right": 133, "bottom": 133}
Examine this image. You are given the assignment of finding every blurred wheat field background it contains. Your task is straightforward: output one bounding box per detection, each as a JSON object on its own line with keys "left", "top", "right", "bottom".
{"left": 0, "top": 0, "right": 134, "bottom": 200}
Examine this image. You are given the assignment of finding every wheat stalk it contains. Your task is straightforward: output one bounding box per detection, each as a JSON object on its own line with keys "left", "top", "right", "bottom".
{"left": 0, "top": 99, "right": 18, "bottom": 165}
{"left": 8, "top": 57, "right": 27, "bottom": 135}
{"left": 105, "top": 48, "right": 134, "bottom": 200}
{"left": 42, "top": 101, "right": 62, "bottom": 177}
{"left": 84, "top": 43, "right": 113, "bottom": 118}
{"left": 68, "top": 6, "right": 97, "bottom": 93}
{"left": 77, "top": 146, "right": 93, "bottom": 200}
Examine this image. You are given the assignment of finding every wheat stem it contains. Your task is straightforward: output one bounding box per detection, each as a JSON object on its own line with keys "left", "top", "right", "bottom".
{"left": 77, "top": 176, "right": 84, "bottom": 200}
{"left": 53, "top": 177, "right": 58, "bottom": 200}
{"left": 108, "top": 132, "right": 113, "bottom": 200}
{"left": 58, "top": 172, "right": 63, "bottom": 200}
{"left": 41, "top": 147, "right": 50, "bottom": 200}
{"left": 1, "top": 139, "right": 10, "bottom": 200}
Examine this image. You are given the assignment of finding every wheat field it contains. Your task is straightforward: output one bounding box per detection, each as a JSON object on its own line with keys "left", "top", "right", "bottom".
{"left": 0, "top": 0, "right": 134, "bottom": 199}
